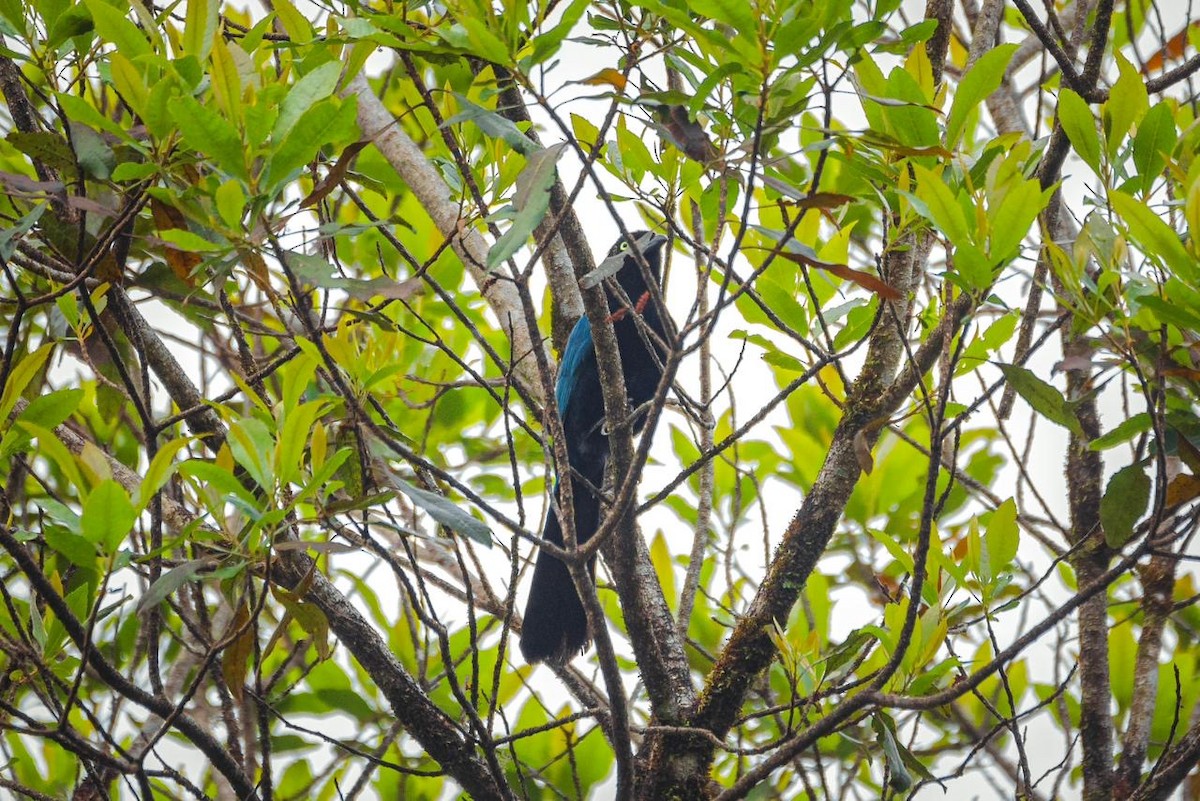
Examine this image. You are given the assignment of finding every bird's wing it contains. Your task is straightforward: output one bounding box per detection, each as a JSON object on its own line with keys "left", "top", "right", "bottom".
{"left": 556, "top": 314, "right": 594, "bottom": 414}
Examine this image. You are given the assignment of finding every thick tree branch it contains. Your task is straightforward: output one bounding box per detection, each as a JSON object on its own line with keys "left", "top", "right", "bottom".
{"left": 0, "top": 528, "right": 260, "bottom": 801}
{"left": 346, "top": 72, "right": 547, "bottom": 405}
{"left": 4, "top": 398, "right": 511, "bottom": 800}
{"left": 1116, "top": 554, "right": 1176, "bottom": 793}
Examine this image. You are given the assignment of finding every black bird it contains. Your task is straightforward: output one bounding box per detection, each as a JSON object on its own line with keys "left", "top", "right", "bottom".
{"left": 520, "top": 231, "right": 671, "bottom": 664}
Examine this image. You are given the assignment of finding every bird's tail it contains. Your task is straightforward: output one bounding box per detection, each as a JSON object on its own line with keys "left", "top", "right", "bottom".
{"left": 519, "top": 469, "right": 602, "bottom": 664}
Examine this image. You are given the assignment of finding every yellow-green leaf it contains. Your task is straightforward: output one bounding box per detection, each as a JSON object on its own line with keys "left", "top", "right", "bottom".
{"left": 1057, "top": 89, "right": 1100, "bottom": 176}
{"left": 1109, "top": 189, "right": 1197, "bottom": 284}
{"left": 81, "top": 479, "right": 137, "bottom": 552}
{"left": 945, "top": 44, "right": 1018, "bottom": 148}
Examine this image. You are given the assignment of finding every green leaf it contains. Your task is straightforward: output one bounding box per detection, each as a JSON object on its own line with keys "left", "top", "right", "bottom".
{"left": 180, "top": 459, "right": 259, "bottom": 508}
{"left": 272, "top": 0, "right": 313, "bottom": 43}
{"left": 1057, "top": 88, "right": 1100, "bottom": 176}
{"left": 6, "top": 131, "right": 76, "bottom": 178}
{"left": 649, "top": 532, "right": 676, "bottom": 612}
{"left": 44, "top": 528, "right": 98, "bottom": 570}
{"left": 170, "top": 94, "right": 247, "bottom": 182}
{"left": 15, "top": 388, "right": 83, "bottom": 430}
{"left": 143, "top": 74, "right": 180, "bottom": 139}
{"left": 1104, "top": 53, "right": 1148, "bottom": 157}
{"left": 137, "top": 558, "right": 213, "bottom": 613}
{"left": 155, "top": 228, "right": 223, "bottom": 253}
{"left": 281, "top": 350, "right": 320, "bottom": 414}
{"left": 16, "top": 424, "right": 84, "bottom": 495}
{"left": 0, "top": 344, "right": 53, "bottom": 426}
{"left": 273, "top": 62, "right": 345, "bottom": 144}
{"left": 755, "top": 276, "right": 810, "bottom": 337}
{"left": 570, "top": 112, "right": 600, "bottom": 152}
{"left": 29, "top": 595, "right": 45, "bottom": 648}
{"left": 982, "top": 499, "right": 1018, "bottom": 580}
{"left": 1132, "top": 102, "right": 1176, "bottom": 194}
{"left": 137, "top": 438, "right": 194, "bottom": 510}
{"left": 2, "top": 389, "right": 83, "bottom": 459}
{"left": 1101, "top": 464, "right": 1151, "bottom": 549}
{"left": 83, "top": 0, "right": 151, "bottom": 59}
{"left": 911, "top": 164, "right": 970, "bottom": 247}
{"left": 945, "top": 44, "right": 1018, "bottom": 148}
{"left": 57, "top": 92, "right": 133, "bottom": 143}
{"left": 182, "top": 0, "right": 218, "bottom": 60}
{"left": 996, "top": 363, "right": 1084, "bottom": 437}
{"left": 276, "top": 401, "right": 326, "bottom": 486}
{"left": 265, "top": 97, "right": 359, "bottom": 191}
{"left": 445, "top": 95, "right": 539, "bottom": 156}
{"left": 528, "top": 0, "right": 589, "bottom": 65}
{"left": 456, "top": 16, "right": 509, "bottom": 63}
{"left": 872, "top": 714, "right": 914, "bottom": 792}
{"left": 1109, "top": 189, "right": 1197, "bottom": 285}
{"left": 689, "top": 62, "right": 744, "bottom": 118}
{"left": 690, "top": 0, "right": 759, "bottom": 39}
{"left": 228, "top": 417, "right": 276, "bottom": 491}
{"left": 47, "top": 4, "right": 94, "bottom": 47}
{"left": 487, "top": 143, "right": 566, "bottom": 269}
{"left": 210, "top": 37, "right": 242, "bottom": 123}
{"left": 81, "top": 480, "right": 137, "bottom": 552}
{"left": 384, "top": 471, "right": 493, "bottom": 548}
{"left": 1089, "top": 413, "right": 1152, "bottom": 451}
{"left": 1136, "top": 294, "right": 1200, "bottom": 331}
{"left": 290, "top": 448, "right": 351, "bottom": 507}
{"left": 0, "top": 203, "right": 47, "bottom": 261}
{"left": 215, "top": 179, "right": 245, "bottom": 228}
{"left": 987, "top": 177, "right": 1047, "bottom": 263}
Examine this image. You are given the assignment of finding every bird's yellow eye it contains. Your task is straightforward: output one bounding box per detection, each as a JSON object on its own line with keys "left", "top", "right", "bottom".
{"left": 619, "top": 241, "right": 630, "bottom": 252}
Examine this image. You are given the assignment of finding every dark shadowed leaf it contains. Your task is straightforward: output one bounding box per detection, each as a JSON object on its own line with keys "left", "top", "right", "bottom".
{"left": 872, "top": 714, "right": 914, "bottom": 792}
{"left": 138, "top": 558, "right": 216, "bottom": 614}
{"left": 444, "top": 95, "right": 539, "bottom": 155}
{"left": 382, "top": 468, "right": 493, "bottom": 547}
{"left": 996, "top": 363, "right": 1085, "bottom": 438}
{"left": 1101, "top": 464, "right": 1151, "bottom": 549}
{"left": 487, "top": 143, "right": 566, "bottom": 269}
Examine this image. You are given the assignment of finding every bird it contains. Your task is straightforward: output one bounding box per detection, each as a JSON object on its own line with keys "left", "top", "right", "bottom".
{"left": 519, "top": 231, "right": 671, "bottom": 665}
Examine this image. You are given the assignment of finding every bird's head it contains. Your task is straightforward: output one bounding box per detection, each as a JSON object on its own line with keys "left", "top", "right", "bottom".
{"left": 585, "top": 231, "right": 668, "bottom": 307}
{"left": 606, "top": 230, "right": 667, "bottom": 284}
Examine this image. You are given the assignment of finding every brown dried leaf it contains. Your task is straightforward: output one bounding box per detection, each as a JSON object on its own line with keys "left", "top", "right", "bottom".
{"left": 221, "top": 603, "right": 254, "bottom": 704}
{"left": 1054, "top": 354, "right": 1096, "bottom": 373}
{"left": 580, "top": 67, "right": 628, "bottom": 92}
{"left": 1166, "top": 473, "right": 1200, "bottom": 506}
{"left": 301, "top": 139, "right": 369, "bottom": 209}
{"left": 662, "top": 105, "right": 720, "bottom": 165}
{"left": 242, "top": 250, "right": 271, "bottom": 293}
{"left": 272, "top": 540, "right": 359, "bottom": 554}
{"left": 151, "top": 199, "right": 201, "bottom": 285}
{"left": 790, "top": 192, "right": 855, "bottom": 211}
{"left": 65, "top": 196, "right": 119, "bottom": 218}
{"left": 1143, "top": 22, "right": 1199, "bottom": 73}
{"left": 776, "top": 250, "right": 902, "bottom": 300}
{"left": 0, "top": 170, "right": 65, "bottom": 194}
{"left": 853, "top": 429, "right": 875, "bottom": 474}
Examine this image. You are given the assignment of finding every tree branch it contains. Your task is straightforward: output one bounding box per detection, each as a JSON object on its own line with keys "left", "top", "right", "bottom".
{"left": 345, "top": 72, "right": 547, "bottom": 405}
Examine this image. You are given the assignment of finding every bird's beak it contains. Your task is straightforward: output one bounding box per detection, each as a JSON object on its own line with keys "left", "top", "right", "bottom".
{"left": 637, "top": 232, "right": 668, "bottom": 254}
